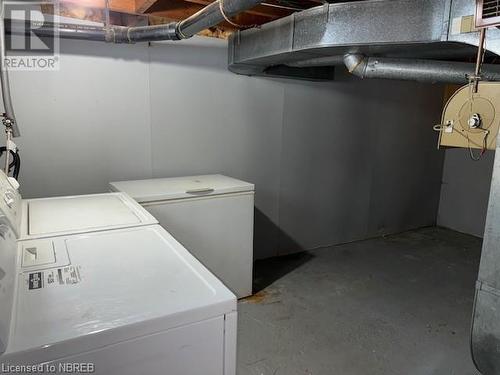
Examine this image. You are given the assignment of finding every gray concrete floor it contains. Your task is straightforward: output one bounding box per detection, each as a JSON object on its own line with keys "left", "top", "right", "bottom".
{"left": 237, "top": 227, "right": 482, "bottom": 375}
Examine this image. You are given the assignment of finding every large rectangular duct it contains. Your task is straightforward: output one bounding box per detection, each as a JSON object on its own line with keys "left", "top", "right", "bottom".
{"left": 228, "top": 0, "right": 500, "bottom": 80}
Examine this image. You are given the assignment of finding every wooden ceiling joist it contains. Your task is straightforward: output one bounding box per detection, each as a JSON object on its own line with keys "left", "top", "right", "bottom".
{"left": 61, "top": 0, "right": 136, "bottom": 14}
{"left": 171, "top": 0, "right": 291, "bottom": 19}
{"left": 135, "top": 0, "right": 159, "bottom": 13}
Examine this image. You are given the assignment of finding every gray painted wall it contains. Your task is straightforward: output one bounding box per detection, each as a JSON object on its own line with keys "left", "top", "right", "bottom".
{"left": 277, "top": 75, "right": 444, "bottom": 255}
{"left": 7, "top": 36, "right": 445, "bottom": 259}
{"left": 10, "top": 39, "right": 152, "bottom": 197}
{"left": 148, "top": 39, "right": 284, "bottom": 259}
{"left": 438, "top": 149, "right": 495, "bottom": 238}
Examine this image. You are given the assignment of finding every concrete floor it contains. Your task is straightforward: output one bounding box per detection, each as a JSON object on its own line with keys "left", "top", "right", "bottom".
{"left": 237, "top": 227, "right": 482, "bottom": 375}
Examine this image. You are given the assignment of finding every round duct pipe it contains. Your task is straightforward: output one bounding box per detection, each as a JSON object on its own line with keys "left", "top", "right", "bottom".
{"left": 343, "top": 54, "right": 500, "bottom": 84}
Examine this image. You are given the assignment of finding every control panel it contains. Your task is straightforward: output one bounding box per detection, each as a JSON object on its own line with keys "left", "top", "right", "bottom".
{"left": 22, "top": 241, "right": 56, "bottom": 268}
{"left": 0, "top": 169, "right": 21, "bottom": 237}
{"left": 20, "top": 237, "right": 70, "bottom": 270}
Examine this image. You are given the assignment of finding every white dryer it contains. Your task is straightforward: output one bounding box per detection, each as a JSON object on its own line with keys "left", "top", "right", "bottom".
{"left": 0, "top": 171, "right": 238, "bottom": 375}
{"left": 20, "top": 192, "right": 157, "bottom": 240}
{"left": 3, "top": 227, "right": 237, "bottom": 375}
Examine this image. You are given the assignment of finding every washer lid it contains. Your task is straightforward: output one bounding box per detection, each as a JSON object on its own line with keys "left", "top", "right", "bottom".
{"left": 8, "top": 225, "right": 236, "bottom": 362}
{"left": 109, "top": 174, "right": 254, "bottom": 203}
{"left": 21, "top": 193, "right": 158, "bottom": 240}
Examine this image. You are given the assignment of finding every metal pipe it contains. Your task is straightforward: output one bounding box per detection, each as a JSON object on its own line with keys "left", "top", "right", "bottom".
{"left": 343, "top": 54, "right": 500, "bottom": 84}
{"left": 0, "top": 0, "right": 263, "bottom": 139}
{"left": 8, "top": 20, "right": 108, "bottom": 41}
{"left": 112, "top": 23, "right": 178, "bottom": 43}
{"left": 111, "top": 0, "right": 264, "bottom": 42}
{"left": 7, "top": 18, "right": 176, "bottom": 43}
{"left": 177, "top": 0, "right": 262, "bottom": 39}
{"left": 0, "top": 2, "right": 19, "bottom": 137}
{"left": 7, "top": 0, "right": 263, "bottom": 43}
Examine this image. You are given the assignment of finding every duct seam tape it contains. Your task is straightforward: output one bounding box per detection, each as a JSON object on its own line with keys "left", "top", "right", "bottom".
{"left": 451, "top": 16, "right": 476, "bottom": 35}
{"left": 451, "top": 17, "right": 462, "bottom": 35}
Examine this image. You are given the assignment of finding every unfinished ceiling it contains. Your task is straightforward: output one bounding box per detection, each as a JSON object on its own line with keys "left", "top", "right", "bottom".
{"left": 56, "top": 0, "right": 354, "bottom": 37}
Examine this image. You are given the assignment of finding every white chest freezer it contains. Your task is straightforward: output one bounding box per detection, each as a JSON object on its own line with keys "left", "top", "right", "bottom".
{"left": 110, "top": 175, "right": 254, "bottom": 298}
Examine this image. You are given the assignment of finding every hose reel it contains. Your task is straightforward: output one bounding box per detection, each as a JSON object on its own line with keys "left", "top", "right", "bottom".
{"left": 436, "top": 82, "right": 500, "bottom": 157}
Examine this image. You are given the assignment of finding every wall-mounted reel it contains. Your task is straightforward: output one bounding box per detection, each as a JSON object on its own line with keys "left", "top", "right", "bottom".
{"left": 437, "top": 82, "right": 500, "bottom": 156}
{"left": 435, "top": 2, "right": 500, "bottom": 159}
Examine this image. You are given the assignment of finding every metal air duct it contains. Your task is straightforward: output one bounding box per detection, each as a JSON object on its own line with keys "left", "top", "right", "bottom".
{"left": 228, "top": 0, "right": 500, "bottom": 81}
{"left": 343, "top": 54, "right": 500, "bottom": 84}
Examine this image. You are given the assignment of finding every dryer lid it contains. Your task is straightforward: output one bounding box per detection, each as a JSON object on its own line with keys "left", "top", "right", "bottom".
{"left": 8, "top": 225, "right": 236, "bottom": 361}
{"left": 22, "top": 193, "right": 157, "bottom": 239}
{"left": 109, "top": 174, "right": 254, "bottom": 203}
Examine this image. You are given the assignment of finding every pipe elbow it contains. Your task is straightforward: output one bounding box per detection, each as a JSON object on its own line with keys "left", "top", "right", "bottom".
{"left": 344, "top": 54, "right": 367, "bottom": 78}
{"left": 109, "top": 22, "right": 182, "bottom": 43}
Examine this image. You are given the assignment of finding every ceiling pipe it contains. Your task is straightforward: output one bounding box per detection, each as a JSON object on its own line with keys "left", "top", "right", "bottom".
{"left": 344, "top": 54, "right": 500, "bottom": 84}
{"left": 176, "top": 0, "right": 261, "bottom": 39}
{"left": 8, "top": 20, "right": 108, "bottom": 42}
{"left": 7, "top": 0, "right": 264, "bottom": 43}
{"left": 2, "top": 0, "right": 264, "bottom": 138}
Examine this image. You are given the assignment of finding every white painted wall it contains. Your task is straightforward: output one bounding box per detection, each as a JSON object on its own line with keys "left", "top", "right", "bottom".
{"left": 5, "top": 36, "right": 445, "bottom": 259}
{"left": 10, "top": 38, "right": 152, "bottom": 197}
{"left": 277, "top": 74, "right": 444, "bottom": 254}
{"left": 148, "top": 38, "right": 285, "bottom": 259}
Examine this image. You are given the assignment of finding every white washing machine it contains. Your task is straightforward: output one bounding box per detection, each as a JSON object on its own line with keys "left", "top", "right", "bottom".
{"left": 0, "top": 172, "right": 238, "bottom": 374}
{"left": 110, "top": 175, "right": 254, "bottom": 298}
{"left": 19, "top": 192, "right": 158, "bottom": 240}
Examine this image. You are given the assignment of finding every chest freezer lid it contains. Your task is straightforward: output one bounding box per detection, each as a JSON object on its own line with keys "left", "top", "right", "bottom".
{"left": 7, "top": 225, "right": 236, "bottom": 361}
{"left": 109, "top": 174, "right": 254, "bottom": 203}
{"left": 21, "top": 193, "right": 158, "bottom": 240}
